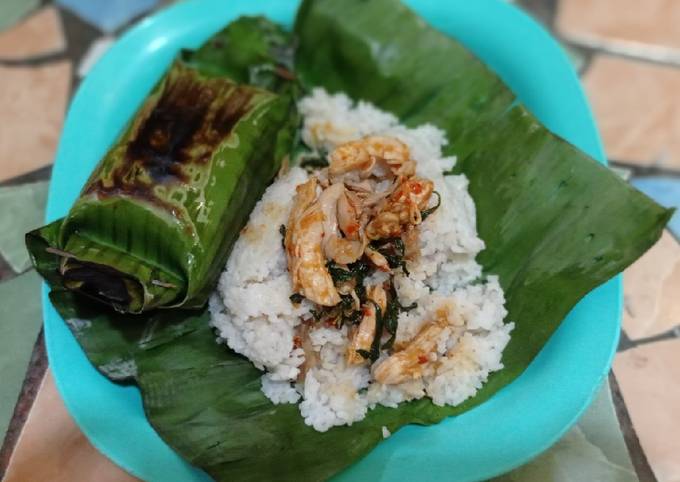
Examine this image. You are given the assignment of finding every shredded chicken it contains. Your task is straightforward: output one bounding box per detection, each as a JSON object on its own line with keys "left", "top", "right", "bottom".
{"left": 329, "top": 136, "right": 415, "bottom": 182}
{"left": 364, "top": 245, "right": 390, "bottom": 272}
{"left": 329, "top": 141, "right": 375, "bottom": 179}
{"left": 284, "top": 135, "right": 442, "bottom": 367}
{"left": 318, "top": 183, "right": 366, "bottom": 264}
{"left": 372, "top": 319, "right": 446, "bottom": 384}
{"left": 344, "top": 179, "right": 374, "bottom": 193}
{"left": 285, "top": 178, "right": 341, "bottom": 306}
{"left": 366, "top": 177, "right": 434, "bottom": 239}
{"left": 346, "top": 284, "right": 387, "bottom": 365}
{"left": 295, "top": 323, "right": 319, "bottom": 380}
{"left": 337, "top": 189, "right": 363, "bottom": 240}
{"left": 287, "top": 177, "right": 317, "bottom": 225}
{"left": 402, "top": 226, "right": 420, "bottom": 262}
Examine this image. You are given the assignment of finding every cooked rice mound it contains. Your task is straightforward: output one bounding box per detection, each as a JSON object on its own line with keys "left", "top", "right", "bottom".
{"left": 209, "top": 88, "right": 513, "bottom": 432}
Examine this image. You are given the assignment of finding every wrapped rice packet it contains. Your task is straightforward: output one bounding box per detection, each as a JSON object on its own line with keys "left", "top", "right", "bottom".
{"left": 27, "top": 19, "right": 297, "bottom": 313}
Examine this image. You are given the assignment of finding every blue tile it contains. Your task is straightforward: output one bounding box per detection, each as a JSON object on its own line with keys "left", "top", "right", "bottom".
{"left": 56, "top": 0, "right": 159, "bottom": 33}
{"left": 632, "top": 176, "right": 680, "bottom": 239}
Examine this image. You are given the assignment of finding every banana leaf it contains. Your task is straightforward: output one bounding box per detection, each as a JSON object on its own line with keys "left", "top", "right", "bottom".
{"left": 182, "top": 16, "right": 295, "bottom": 91}
{"left": 26, "top": 18, "right": 297, "bottom": 314}
{"left": 33, "top": 2, "right": 673, "bottom": 482}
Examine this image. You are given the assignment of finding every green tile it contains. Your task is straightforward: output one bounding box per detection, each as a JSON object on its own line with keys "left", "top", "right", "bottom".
{"left": 579, "top": 381, "right": 636, "bottom": 472}
{"left": 497, "top": 427, "right": 637, "bottom": 482}
{"left": 0, "top": 270, "right": 42, "bottom": 437}
{"left": 0, "top": 181, "right": 48, "bottom": 273}
{"left": 0, "top": 0, "right": 40, "bottom": 32}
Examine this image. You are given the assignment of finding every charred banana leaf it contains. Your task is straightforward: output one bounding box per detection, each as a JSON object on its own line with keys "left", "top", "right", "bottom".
{"left": 27, "top": 22, "right": 297, "bottom": 313}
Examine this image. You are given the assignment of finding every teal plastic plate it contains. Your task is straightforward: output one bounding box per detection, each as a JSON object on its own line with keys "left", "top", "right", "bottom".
{"left": 43, "top": 1, "right": 617, "bottom": 481}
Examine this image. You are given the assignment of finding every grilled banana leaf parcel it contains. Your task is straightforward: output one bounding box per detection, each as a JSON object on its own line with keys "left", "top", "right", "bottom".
{"left": 27, "top": 23, "right": 296, "bottom": 314}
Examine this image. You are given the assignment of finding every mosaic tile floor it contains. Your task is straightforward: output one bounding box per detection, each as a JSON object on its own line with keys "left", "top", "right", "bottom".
{"left": 0, "top": 1, "right": 678, "bottom": 481}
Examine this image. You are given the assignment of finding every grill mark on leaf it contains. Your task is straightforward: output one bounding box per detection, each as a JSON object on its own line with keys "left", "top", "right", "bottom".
{"left": 84, "top": 64, "right": 258, "bottom": 220}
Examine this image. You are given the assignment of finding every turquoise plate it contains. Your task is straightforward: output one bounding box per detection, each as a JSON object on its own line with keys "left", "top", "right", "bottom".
{"left": 43, "top": 0, "right": 616, "bottom": 481}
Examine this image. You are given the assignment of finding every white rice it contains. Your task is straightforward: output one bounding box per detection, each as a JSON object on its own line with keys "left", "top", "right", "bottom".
{"left": 209, "top": 88, "right": 513, "bottom": 432}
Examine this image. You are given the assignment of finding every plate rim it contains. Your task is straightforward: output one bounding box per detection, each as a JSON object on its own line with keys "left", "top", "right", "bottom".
{"left": 42, "top": 0, "right": 620, "bottom": 481}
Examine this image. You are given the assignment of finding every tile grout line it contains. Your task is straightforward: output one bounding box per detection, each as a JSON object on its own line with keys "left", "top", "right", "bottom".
{"left": 0, "top": 51, "right": 69, "bottom": 67}
{"left": 559, "top": 33, "right": 680, "bottom": 69}
{"left": 517, "top": 0, "right": 558, "bottom": 30}
{"left": 0, "top": 331, "right": 48, "bottom": 478}
{"left": 0, "top": 255, "right": 17, "bottom": 284}
{"left": 629, "top": 326, "right": 680, "bottom": 349}
{"left": 618, "top": 324, "right": 680, "bottom": 354}
{"left": 609, "top": 372, "right": 659, "bottom": 482}
{"left": 0, "top": 166, "right": 53, "bottom": 190}
{"left": 609, "top": 160, "right": 680, "bottom": 179}
{"left": 617, "top": 330, "right": 637, "bottom": 352}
